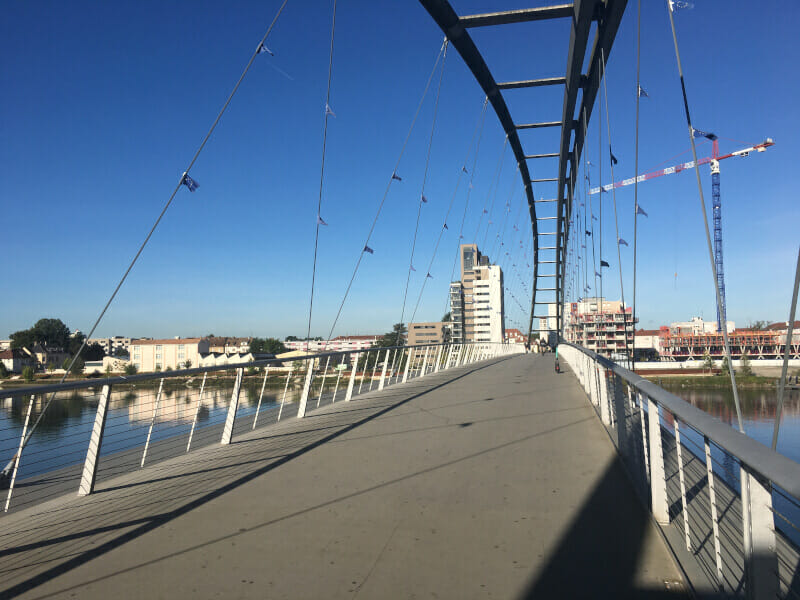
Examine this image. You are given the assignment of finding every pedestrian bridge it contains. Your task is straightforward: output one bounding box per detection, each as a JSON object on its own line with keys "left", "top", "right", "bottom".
{"left": 2, "top": 350, "right": 687, "bottom": 599}
{"left": 1, "top": 345, "right": 799, "bottom": 599}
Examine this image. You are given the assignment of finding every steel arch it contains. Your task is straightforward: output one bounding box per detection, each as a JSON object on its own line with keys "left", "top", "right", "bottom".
{"left": 419, "top": 0, "right": 628, "bottom": 338}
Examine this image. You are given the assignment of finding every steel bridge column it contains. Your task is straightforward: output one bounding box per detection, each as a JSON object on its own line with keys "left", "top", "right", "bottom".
{"left": 78, "top": 384, "right": 111, "bottom": 496}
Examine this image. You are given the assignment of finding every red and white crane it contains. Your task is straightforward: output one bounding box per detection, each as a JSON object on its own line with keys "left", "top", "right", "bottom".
{"left": 588, "top": 135, "right": 774, "bottom": 332}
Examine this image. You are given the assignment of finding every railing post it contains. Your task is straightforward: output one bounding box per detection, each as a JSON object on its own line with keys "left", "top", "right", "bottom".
{"left": 78, "top": 384, "right": 112, "bottom": 496}
{"left": 317, "top": 356, "right": 331, "bottom": 408}
{"left": 345, "top": 352, "right": 359, "bottom": 401}
{"left": 277, "top": 366, "right": 293, "bottom": 421}
{"left": 598, "top": 365, "right": 611, "bottom": 425}
{"left": 611, "top": 374, "right": 628, "bottom": 454}
{"left": 647, "top": 397, "right": 669, "bottom": 524}
{"left": 221, "top": 367, "right": 244, "bottom": 445}
{"left": 673, "top": 418, "right": 692, "bottom": 551}
{"left": 420, "top": 346, "right": 430, "bottom": 377}
{"left": 704, "top": 436, "right": 724, "bottom": 589}
{"left": 4, "top": 395, "right": 34, "bottom": 512}
{"left": 297, "top": 358, "right": 315, "bottom": 418}
{"left": 188, "top": 372, "right": 207, "bottom": 450}
{"left": 141, "top": 379, "right": 164, "bottom": 467}
{"left": 434, "top": 345, "right": 443, "bottom": 372}
{"left": 638, "top": 391, "right": 650, "bottom": 484}
{"left": 331, "top": 356, "right": 345, "bottom": 402}
{"left": 252, "top": 368, "right": 270, "bottom": 430}
{"left": 741, "top": 467, "right": 778, "bottom": 600}
{"left": 402, "top": 347, "right": 412, "bottom": 383}
{"left": 378, "top": 349, "right": 390, "bottom": 390}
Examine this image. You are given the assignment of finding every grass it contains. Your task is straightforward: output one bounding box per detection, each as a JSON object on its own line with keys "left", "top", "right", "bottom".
{"left": 647, "top": 373, "right": 777, "bottom": 389}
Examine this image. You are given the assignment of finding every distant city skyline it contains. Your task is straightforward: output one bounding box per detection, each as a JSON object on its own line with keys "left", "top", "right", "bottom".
{"left": 1, "top": 2, "right": 796, "bottom": 340}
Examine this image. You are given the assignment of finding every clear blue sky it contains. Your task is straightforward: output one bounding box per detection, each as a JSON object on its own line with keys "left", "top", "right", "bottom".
{"left": 1, "top": 1, "right": 797, "bottom": 340}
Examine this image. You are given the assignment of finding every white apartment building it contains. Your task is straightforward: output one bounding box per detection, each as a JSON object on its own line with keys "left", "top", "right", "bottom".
{"left": 130, "top": 338, "right": 210, "bottom": 372}
{"left": 450, "top": 244, "right": 505, "bottom": 344}
{"left": 284, "top": 335, "right": 379, "bottom": 359}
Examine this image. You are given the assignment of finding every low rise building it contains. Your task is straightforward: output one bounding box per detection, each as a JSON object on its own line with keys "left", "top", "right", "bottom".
{"left": 130, "top": 338, "right": 209, "bottom": 372}
{"left": 284, "top": 335, "right": 379, "bottom": 359}
{"left": 205, "top": 337, "right": 252, "bottom": 354}
{"left": 408, "top": 322, "right": 445, "bottom": 360}
{"left": 31, "top": 344, "right": 71, "bottom": 371}
{"left": 0, "top": 348, "right": 35, "bottom": 373}
{"left": 87, "top": 336, "right": 131, "bottom": 356}
{"left": 505, "top": 329, "right": 527, "bottom": 344}
{"left": 563, "top": 297, "right": 636, "bottom": 359}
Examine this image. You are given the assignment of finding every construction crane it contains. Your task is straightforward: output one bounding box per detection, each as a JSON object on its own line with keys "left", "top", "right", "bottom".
{"left": 588, "top": 136, "right": 775, "bottom": 332}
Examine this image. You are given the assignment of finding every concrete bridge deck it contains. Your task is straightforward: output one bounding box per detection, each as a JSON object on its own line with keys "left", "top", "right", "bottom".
{"left": 0, "top": 355, "right": 687, "bottom": 599}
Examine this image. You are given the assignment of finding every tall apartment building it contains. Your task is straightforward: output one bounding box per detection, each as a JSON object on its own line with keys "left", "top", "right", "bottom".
{"left": 563, "top": 297, "right": 636, "bottom": 359}
{"left": 449, "top": 244, "right": 505, "bottom": 344}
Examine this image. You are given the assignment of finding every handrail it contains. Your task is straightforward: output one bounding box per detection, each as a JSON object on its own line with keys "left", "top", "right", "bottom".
{"left": 561, "top": 340, "right": 800, "bottom": 498}
{"left": 0, "top": 341, "right": 513, "bottom": 400}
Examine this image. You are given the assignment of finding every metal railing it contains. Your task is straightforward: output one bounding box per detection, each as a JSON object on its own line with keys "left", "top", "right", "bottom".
{"left": 0, "top": 341, "right": 522, "bottom": 514}
{"left": 558, "top": 341, "right": 800, "bottom": 599}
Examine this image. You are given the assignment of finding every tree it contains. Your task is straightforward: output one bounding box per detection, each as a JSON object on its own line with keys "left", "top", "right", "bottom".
{"left": 442, "top": 312, "right": 451, "bottom": 322}
{"left": 82, "top": 343, "right": 106, "bottom": 361}
{"left": 124, "top": 363, "right": 138, "bottom": 375}
{"left": 11, "top": 318, "right": 71, "bottom": 350}
{"left": 285, "top": 335, "right": 299, "bottom": 342}
{"left": 250, "top": 337, "right": 287, "bottom": 354}
{"left": 68, "top": 332, "right": 86, "bottom": 356}
{"left": 702, "top": 351, "right": 714, "bottom": 373}
{"left": 0, "top": 363, "right": 9, "bottom": 379}
{"left": 721, "top": 355, "right": 731, "bottom": 375}
{"left": 739, "top": 351, "right": 753, "bottom": 376}
{"left": 748, "top": 320, "right": 769, "bottom": 331}
{"left": 69, "top": 357, "right": 85, "bottom": 375}
{"left": 22, "top": 366, "right": 34, "bottom": 382}
{"left": 105, "top": 364, "right": 113, "bottom": 376}
{"left": 378, "top": 323, "right": 407, "bottom": 349}
{"left": 184, "top": 359, "right": 192, "bottom": 369}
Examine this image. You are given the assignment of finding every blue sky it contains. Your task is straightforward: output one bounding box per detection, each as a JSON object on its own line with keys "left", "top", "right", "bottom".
{"left": 1, "top": 1, "right": 797, "bottom": 340}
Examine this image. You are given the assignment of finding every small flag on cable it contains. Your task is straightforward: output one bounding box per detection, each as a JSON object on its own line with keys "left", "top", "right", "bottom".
{"left": 410, "top": 264, "right": 416, "bottom": 272}
{"left": 421, "top": 194, "right": 428, "bottom": 204}
{"left": 426, "top": 272, "right": 433, "bottom": 279}
{"left": 459, "top": 235, "right": 464, "bottom": 239}
{"left": 257, "top": 42, "right": 274, "bottom": 56}
{"left": 585, "top": 230, "right": 592, "bottom": 236}
{"left": 363, "top": 245, "right": 374, "bottom": 254}
{"left": 692, "top": 128, "right": 716, "bottom": 140}
{"left": 443, "top": 223, "right": 449, "bottom": 230}
{"left": 325, "top": 103, "right": 336, "bottom": 117}
{"left": 581, "top": 244, "right": 586, "bottom": 249}
{"left": 618, "top": 238, "right": 629, "bottom": 247}
{"left": 587, "top": 160, "right": 593, "bottom": 166}
{"left": 317, "top": 215, "right": 328, "bottom": 226}
{"left": 636, "top": 204, "right": 648, "bottom": 217}
{"left": 391, "top": 172, "right": 402, "bottom": 181}
{"left": 483, "top": 209, "right": 488, "bottom": 214}
{"left": 595, "top": 271, "right": 602, "bottom": 278}
{"left": 610, "top": 149, "right": 618, "bottom": 165}
{"left": 601, "top": 260, "right": 610, "bottom": 267}
{"left": 637, "top": 84, "right": 648, "bottom": 98}
{"left": 181, "top": 172, "right": 199, "bottom": 192}
{"left": 592, "top": 214, "right": 598, "bottom": 221}
{"left": 462, "top": 166, "right": 468, "bottom": 174}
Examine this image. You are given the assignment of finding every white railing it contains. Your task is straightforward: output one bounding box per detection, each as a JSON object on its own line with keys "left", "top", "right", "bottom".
{"left": 0, "top": 341, "right": 522, "bottom": 514}
{"left": 559, "top": 341, "right": 800, "bottom": 599}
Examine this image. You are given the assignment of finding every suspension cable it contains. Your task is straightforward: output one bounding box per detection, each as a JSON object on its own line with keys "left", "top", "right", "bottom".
{"left": 478, "top": 137, "right": 509, "bottom": 249}
{"left": 306, "top": 0, "right": 339, "bottom": 352}
{"left": 1, "top": 0, "right": 292, "bottom": 480}
{"left": 632, "top": 0, "right": 642, "bottom": 371}
{"left": 772, "top": 246, "right": 800, "bottom": 450}
{"left": 324, "top": 42, "right": 447, "bottom": 344}
{"left": 665, "top": 0, "right": 744, "bottom": 432}
{"left": 601, "top": 48, "right": 631, "bottom": 364}
{"left": 398, "top": 39, "right": 449, "bottom": 332}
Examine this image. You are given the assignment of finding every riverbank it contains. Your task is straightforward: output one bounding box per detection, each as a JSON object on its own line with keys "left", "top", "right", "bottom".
{"left": 645, "top": 373, "right": 781, "bottom": 390}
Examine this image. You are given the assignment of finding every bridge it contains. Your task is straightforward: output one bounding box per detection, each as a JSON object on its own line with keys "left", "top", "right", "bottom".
{"left": 1, "top": 1, "right": 798, "bottom": 598}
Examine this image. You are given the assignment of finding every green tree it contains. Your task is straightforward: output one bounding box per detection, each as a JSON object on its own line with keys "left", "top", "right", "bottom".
{"left": 68, "top": 332, "right": 86, "bottom": 356}
{"left": 721, "top": 355, "right": 731, "bottom": 375}
{"left": 442, "top": 312, "right": 451, "bottom": 322}
{"left": 739, "top": 351, "right": 753, "bottom": 376}
{"left": 285, "top": 335, "right": 299, "bottom": 342}
{"left": 69, "top": 357, "right": 85, "bottom": 375}
{"left": 702, "top": 351, "right": 714, "bottom": 373}
{"left": 184, "top": 359, "right": 192, "bottom": 369}
{"left": 124, "top": 363, "right": 138, "bottom": 376}
{"left": 0, "top": 363, "right": 9, "bottom": 379}
{"left": 379, "top": 323, "right": 407, "bottom": 349}
{"left": 83, "top": 343, "right": 106, "bottom": 361}
{"left": 11, "top": 318, "right": 71, "bottom": 350}
{"left": 748, "top": 320, "right": 769, "bottom": 331}
{"left": 165, "top": 365, "right": 173, "bottom": 372}
{"left": 22, "top": 366, "right": 35, "bottom": 382}
{"left": 250, "top": 337, "right": 288, "bottom": 354}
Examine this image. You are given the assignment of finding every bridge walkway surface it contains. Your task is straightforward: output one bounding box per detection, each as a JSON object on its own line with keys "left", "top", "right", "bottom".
{"left": 1, "top": 355, "right": 688, "bottom": 599}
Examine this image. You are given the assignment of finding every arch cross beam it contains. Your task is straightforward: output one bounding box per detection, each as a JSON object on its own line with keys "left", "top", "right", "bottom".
{"left": 418, "top": 0, "right": 627, "bottom": 341}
